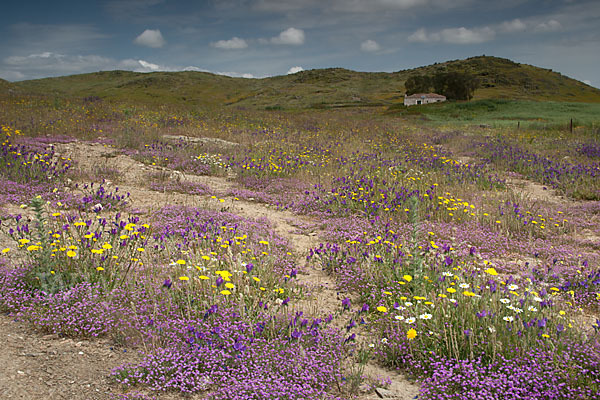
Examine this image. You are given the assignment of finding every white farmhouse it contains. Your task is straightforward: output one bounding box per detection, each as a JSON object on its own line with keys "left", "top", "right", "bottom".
{"left": 404, "top": 93, "right": 446, "bottom": 106}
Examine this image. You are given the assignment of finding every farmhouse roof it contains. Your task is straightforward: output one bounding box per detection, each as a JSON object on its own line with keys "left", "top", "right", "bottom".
{"left": 405, "top": 93, "right": 446, "bottom": 99}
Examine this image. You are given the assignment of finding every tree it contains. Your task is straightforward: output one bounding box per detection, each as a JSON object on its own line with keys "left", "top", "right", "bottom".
{"left": 433, "top": 72, "right": 479, "bottom": 100}
{"left": 404, "top": 75, "right": 433, "bottom": 95}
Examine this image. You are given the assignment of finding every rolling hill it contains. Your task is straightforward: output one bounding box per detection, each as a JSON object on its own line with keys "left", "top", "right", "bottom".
{"left": 10, "top": 56, "right": 600, "bottom": 109}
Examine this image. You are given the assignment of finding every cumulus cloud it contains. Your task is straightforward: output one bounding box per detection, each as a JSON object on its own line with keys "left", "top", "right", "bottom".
{"left": 134, "top": 29, "right": 166, "bottom": 48}
{"left": 0, "top": 50, "right": 258, "bottom": 81}
{"left": 287, "top": 66, "right": 304, "bottom": 74}
{"left": 211, "top": 37, "right": 248, "bottom": 50}
{"left": 360, "top": 39, "right": 381, "bottom": 52}
{"left": 441, "top": 27, "right": 494, "bottom": 44}
{"left": 408, "top": 26, "right": 494, "bottom": 44}
{"left": 535, "top": 19, "right": 562, "bottom": 32}
{"left": 500, "top": 18, "right": 526, "bottom": 33}
{"left": 271, "top": 27, "right": 305, "bottom": 45}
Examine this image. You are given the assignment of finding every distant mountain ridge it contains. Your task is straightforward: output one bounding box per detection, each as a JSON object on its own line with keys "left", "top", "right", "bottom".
{"left": 9, "top": 56, "right": 600, "bottom": 108}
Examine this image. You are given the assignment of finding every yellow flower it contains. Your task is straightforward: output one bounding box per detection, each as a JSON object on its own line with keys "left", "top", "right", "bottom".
{"left": 220, "top": 290, "right": 231, "bottom": 296}
{"left": 199, "top": 275, "right": 209, "bottom": 280}
{"left": 1, "top": 248, "right": 10, "bottom": 254}
{"left": 176, "top": 259, "right": 186, "bottom": 265}
{"left": 463, "top": 291, "right": 475, "bottom": 297}
{"left": 447, "top": 288, "right": 456, "bottom": 293}
{"left": 201, "top": 255, "right": 211, "bottom": 260}
{"left": 259, "top": 240, "right": 269, "bottom": 245}
{"left": 403, "top": 275, "right": 412, "bottom": 282}
{"left": 119, "top": 235, "right": 129, "bottom": 240}
{"left": 137, "top": 248, "right": 145, "bottom": 252}
{"left": 179, "top": 276, "right": 189, "bottom": 281}
{"left": 102, "top": 243, "right": 112, "bottom": 250}
{"left": 96, "top": 267, "right": 104, "bottom": 271}
{"left": 253, "top": 277, "right": 261, "bottom": 282}
{"left": 225, "top": 282, "right": 235, "bottom": 289}
{"left": 376, "top": 306, "right": 388, "bottom": 313}
{"left": 19, "top": 238, "right": 30, "bottom": 245}
{"left": 484, "top": 267, "right": 498, "bottom": 276}
{"left": 66, "top": 250, "right": 76, "bottom": 258}
{"left": 407, "top": 328, "right": 417, "bottom": 340}
{"left": 27, "top": 245, "right": 40, "bottom": 251}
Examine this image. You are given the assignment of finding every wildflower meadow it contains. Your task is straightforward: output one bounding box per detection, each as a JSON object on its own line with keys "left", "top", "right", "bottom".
{"left": 1, "top": 88, "right": 599, "bottom": 400}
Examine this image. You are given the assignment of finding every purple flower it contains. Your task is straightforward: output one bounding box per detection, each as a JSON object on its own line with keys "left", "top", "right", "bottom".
{"left": 216, "top": 276, "right": 224, "bottom": 287}
{"left": 162, "top": 278, "right": 172, "bottom": 289}
{"left": 233, "top": 341, "right": 246, "bottom": 352}
{"left": 346, "top": 319, "right": 356, "bottom": 331}
{"left": 537, "top": 318, "right": 547, "bottom": 329}
{"left": 360, "top": 303, "right": 369, "bottom": 313}
{"left": 342, "top": 297, "right": 351, "bottom": 310}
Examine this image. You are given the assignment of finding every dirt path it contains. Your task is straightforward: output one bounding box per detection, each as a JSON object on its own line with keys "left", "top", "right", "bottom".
{"left": 0, "top": 315, "right": 140, "bottom": 399}
{"left": 1, "top": 139, "right": 419, "bottom": 400}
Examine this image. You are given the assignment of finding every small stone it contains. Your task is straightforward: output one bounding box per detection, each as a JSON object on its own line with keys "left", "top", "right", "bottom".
{"left": 375, "top": 387, "right": 396, "bottom": 398}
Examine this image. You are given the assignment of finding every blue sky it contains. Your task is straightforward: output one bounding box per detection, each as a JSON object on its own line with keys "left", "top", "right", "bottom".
{"left": 1, "top": 0, "right": 599, "bottom": 88}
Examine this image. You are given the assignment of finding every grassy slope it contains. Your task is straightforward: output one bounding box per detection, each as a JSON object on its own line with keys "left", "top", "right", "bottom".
{"left": 12, "top": 56, "right": 600, "bottom": 109}
{"left": 0, "top": 79, "right": 12, "bottom": 92}
{"left": 387, "top": 98, "right": 600, "bottom": 128}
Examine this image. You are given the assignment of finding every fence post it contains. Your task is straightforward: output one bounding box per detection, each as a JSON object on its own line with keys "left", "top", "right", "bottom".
{"left": 570, "top": 118, "right": 573, "bottom": 133}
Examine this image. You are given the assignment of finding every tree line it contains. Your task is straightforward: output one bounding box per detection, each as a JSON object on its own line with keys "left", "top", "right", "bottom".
{"left": 405, "top": 72, "right": 479, "bottom": 101}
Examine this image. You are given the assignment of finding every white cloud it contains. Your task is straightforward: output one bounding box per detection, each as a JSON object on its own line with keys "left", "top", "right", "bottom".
{"left": 0, "top": 49, "right": 263, "bottom": 81}
{"left": 583, "top": 79, "right": 592, "bottom": 86}
{"left": 216, "top": 71, "right": 255, "bottom": 78}
{"left": 360, "top": 39, "right": 381, "bottom": 52}
{"left": 500, "top": 18, "right": 526, "bottom": 33}
{"left": 408, "top": 26, "right": 494, "bottom": 44}
{"left": 407, "top": 28, "right": 429, "bottom": 43}
{"left": 134, "top": 29, "right": 166, "bottom": 48}
{"left": 211, "top": 37, "right": 248, "bottom": 50}
{"left": 287, "top": 66, "right": 304, "bottom": 74}
{"left": 271, "top": 27, "right": 305, "bottom": 45}
{"left": 535, "top": 19, "right": 562, "bottom": 32}
{"left": 441, "top": 27, "right": 494, "bottom": 44}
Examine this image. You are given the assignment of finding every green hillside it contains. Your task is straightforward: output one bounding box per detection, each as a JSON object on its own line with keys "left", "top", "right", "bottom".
{"left": 0, "top": 78, "right": 12, "bottom": 93}
{"left": 11, "top": 56, "right": 600, "bottom": 109}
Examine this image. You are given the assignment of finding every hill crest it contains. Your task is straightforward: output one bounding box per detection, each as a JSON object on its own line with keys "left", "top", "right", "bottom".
{"left": 10, "top": 56, "right": 600, "bottom": 107}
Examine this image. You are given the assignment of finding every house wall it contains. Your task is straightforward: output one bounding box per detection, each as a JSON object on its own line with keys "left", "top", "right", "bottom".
{"left": 404, "top": 97, "right": 445, "bottom": 106}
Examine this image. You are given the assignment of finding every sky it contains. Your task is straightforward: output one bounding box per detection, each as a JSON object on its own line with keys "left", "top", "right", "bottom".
{"left": 1, "top": 0, "right": 599, "bottom": 88}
